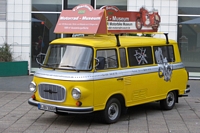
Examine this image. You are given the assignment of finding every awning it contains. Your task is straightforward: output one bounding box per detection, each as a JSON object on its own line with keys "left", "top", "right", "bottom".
{"left": 31, "top": 18, "right": 42, "bottom": 22}
{"left": 179, "top": 18, "right": 200, "bottom": 24}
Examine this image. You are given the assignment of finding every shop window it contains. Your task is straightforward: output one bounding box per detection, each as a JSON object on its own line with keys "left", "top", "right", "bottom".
{"left": 0, "top": 0, "right": 6, "bottom": 20}
{"left": 96, "top": 0, "right": 127, "bottom": 10}
{"left": 179, "top": 0, "right": 200, "bottom": 15}
{"left": 128, "top": 47, "right": 153, "bottom": 66}
{"left": 31, "top": 13, "right": 61, "bottom": 69}
{"left": 32, "top": 0, "right": 62, "bottom": 12}
{"left": 68, "top": 0, "right": 91, "bottom": 9}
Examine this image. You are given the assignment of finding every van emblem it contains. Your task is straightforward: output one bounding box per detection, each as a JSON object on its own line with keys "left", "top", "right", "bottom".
{"left": 44, "top": 89, "right": 57, "bottom": 94}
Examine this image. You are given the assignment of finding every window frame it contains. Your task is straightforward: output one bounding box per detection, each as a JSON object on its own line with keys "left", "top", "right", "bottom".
{"left": 96, "top": 48, "right": 119, "bottom": 70}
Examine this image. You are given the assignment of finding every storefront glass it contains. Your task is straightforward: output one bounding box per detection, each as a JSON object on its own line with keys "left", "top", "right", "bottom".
{"left": 178, "top": 16, "right": 200, "bottom": 72}
{"left": 31, "top": 13, "right": 61, "bottom": 72}
{"left": 67, "top": 0, "right": 90, "bottom": 9}
{"left": 96, "top": 0, "right": 127, "bottom": 10}
{"left": 178, "top": 0, "right": 200, "bottom": 76}
{"left": 32, "top": 0, "right": 62, "bottom": 12}
{"left": 178, "top": 0, "right": 200, "bottom": 15}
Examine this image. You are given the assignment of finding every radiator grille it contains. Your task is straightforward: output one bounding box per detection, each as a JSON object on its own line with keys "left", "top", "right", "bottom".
{"left": 38, "top": 84, "right": 66, "bottom": 102}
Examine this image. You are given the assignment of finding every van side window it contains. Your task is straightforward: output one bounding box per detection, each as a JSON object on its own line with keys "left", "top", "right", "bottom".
{"left": 128, "top": 46, "right": 153, "bottom": 66}
{"left": 119, "top": 48, "right": 127, "bottom": 67}
{"left": 153, "top": 45, "right": 175, "bottom": 64}
{"left": 96, "top": 49, "right": 118, "bottom": 69}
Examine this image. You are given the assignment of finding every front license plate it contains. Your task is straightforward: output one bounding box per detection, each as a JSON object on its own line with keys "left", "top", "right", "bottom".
{"left": 38, "top": 104, "right": 56, "bottom": 112}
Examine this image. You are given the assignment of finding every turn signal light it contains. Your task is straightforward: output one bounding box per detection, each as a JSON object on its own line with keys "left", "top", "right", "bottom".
{"left": 31, "top": 94, "right": 35, "bottom": 100}
{"left": 76, "top": 101, "right": 82, "bottom": 107}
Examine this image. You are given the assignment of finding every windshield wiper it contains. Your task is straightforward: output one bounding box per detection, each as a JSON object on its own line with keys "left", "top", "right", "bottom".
{"left": 60, "top": 65, "right": 79, "bottom": 72}
{"left": 42, "top": 63, "right": 60, "bottom": 70}
{"left": 46, "top": 63, "right": 60, "bottom": 67}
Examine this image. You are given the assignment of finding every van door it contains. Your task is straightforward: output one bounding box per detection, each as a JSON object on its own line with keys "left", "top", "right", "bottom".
{"left": 126, "top": 46, "right": 159, "bottom": 105}
{"left": 93, "top": 49, "right": 124, "bottom": 110}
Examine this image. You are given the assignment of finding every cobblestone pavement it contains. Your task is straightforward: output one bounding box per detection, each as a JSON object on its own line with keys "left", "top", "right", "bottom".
{"left": 0, "top": 77, "right": 199, "bottom": 133}
{"left": 0, "top": 92, "right": 200, "bottom": 133}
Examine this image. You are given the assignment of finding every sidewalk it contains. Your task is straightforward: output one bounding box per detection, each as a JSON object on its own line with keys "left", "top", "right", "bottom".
{"left": 0, "top": 76, "right": 199, "bottom": 132}
{"left": 0, "top": 92, "right": 200, "bottom": 133}
{"left": 0, "top": 76, "right": 33, "bottom": 92}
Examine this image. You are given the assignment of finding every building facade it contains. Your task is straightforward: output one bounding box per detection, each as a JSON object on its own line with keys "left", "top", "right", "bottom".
{"left": 0, "top": 0, "right": 199, "bottom": 79}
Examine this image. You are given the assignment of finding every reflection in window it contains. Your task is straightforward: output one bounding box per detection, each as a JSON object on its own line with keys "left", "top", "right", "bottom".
{"left": 96, "top": 49, "right": 118, "bottom": 69}
{"left": 119, "top": 48, "right": 127, "bottom": 67}
{"left": 44, "top": 45, "right": 93, "bottom": 70}
{"left": 153, "top": 46, "right": 175, "bottom": 64}
{"left": 31, "top": 13, "right": 61, "bottom": 69}
{"left": 68, "top": 0, "right": 91, "bottom": 9}
{"left": 0, "top": 0, "right": 6, "bottom": 20}
{"left": 178, "top": 0, "right": 200, "bottom": 15}
{"left": 32, "top": 0, "right": 62, "bottom": 12}
{"left": 178, "top": 16, "right": 200, "bottom": 72}
{"left": 128, "top": 47, "right": 153, "bottom": 66}
{"left": 96, "top": 0, "right": 127, "bottom": 10}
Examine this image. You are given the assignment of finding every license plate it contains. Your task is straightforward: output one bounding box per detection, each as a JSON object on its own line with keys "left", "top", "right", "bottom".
{"left": 38, "top": 104, "right": 56, "bottom": 112}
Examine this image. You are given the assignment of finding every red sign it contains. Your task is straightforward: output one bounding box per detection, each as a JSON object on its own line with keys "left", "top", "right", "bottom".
{"left": 54, "top": 4, "right": 107, "bottom": 34}
{"left": 101, "top": 5, "right": 160, "bottom": 33}
{"left": 54, "top": 4, "right": 161, "bottom": 34}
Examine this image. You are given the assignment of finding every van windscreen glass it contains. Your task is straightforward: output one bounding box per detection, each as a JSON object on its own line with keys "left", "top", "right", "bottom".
{"left": 43, "top": 45, "right": 93, "bottom": 70}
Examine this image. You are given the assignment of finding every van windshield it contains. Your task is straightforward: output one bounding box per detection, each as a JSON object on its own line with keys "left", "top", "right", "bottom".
{"left": 43, "top": 45, "right": 93, "bottom": 71}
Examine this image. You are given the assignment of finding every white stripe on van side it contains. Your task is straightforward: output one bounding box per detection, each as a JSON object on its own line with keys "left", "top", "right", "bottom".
{"left": 34, "top": 63, "right": 185, "bottom": 81}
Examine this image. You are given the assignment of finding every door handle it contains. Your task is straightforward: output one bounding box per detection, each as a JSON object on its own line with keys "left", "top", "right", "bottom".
{"left": 117, "top": 77, "right": 124, "bottom": 81}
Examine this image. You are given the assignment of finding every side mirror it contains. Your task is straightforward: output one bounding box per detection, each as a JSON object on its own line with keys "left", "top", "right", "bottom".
{"left": 95, "top": 57, "right": 106, "bottom": 70}
{"left": 36, "top": 53, "right": 46, "bottom": 66}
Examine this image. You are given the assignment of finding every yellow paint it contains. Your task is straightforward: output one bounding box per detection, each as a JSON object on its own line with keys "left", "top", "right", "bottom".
{"left": 32, "top": 35, "right": 188, "bottom": 112}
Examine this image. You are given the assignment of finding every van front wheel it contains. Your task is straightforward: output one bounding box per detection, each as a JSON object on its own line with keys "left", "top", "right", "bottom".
{"left": 102, "top": 98, "right": 121, "bottom": 124}
{"left": 160, "top": 91, "right": 176, "bottom": 110}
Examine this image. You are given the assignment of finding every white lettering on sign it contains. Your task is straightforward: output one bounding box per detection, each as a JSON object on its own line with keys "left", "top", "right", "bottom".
{"left": 123, "top": 22, "right": 133, "bottom": 26}
{"left": 107, "top": 21, "right": 135, "bottom": 30}
{"left": 60, "top": 16, "right": 79, "bottom": 20}
{"left": 112, "top": 16, "right": 129, "bottom": 21}
{"left": 108, "top": 22, "right": 133, "bottom": 26}
{"left": 82, "top": 16, "right": 101, "bottom": 20}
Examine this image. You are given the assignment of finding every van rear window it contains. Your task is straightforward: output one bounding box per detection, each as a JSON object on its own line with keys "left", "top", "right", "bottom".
{"left": 128, "top": 46, "right": 153, "bottom": 66}
{"left": 153, "top": 45, "right": 175, "bottom": 64}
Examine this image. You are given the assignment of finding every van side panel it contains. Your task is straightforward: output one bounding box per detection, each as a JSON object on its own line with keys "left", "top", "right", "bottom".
{"left": 125, "top": 70, "right": 160, "bottom": 106}
{"left": 93, "top": 76, "right": 125, "bottom": 111}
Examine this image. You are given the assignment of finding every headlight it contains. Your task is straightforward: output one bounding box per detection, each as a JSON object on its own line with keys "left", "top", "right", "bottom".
{"left": 72, "top": 88, "right": 81, "bottom": 100}
{"left": 29, "top": 82, "right": 36, "bottom": 92}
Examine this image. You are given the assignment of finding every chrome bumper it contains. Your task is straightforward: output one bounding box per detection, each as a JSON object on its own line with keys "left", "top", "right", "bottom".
{"left": 185, "top": 85, "right": 190, "bottom": 94}
{"left": 28, "top": 98, "right": 93, "bottom": 114}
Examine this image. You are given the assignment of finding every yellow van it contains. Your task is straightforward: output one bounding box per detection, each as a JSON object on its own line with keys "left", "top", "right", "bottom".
{"left": 28, "top": 33, "right": 190, "bottom": 123}
{"left": 28, "top": 4, "right": 190, "bottom": 124}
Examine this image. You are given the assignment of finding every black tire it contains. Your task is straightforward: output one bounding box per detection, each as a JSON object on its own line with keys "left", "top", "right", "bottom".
{"left": 160, "top": 91, "right": 176, "bottom": 110}
{"left": 152, "top": 26, "right": 158, "bottom": 30}
{"left": 135, "top": 18, "right": 142, "bottom": 30}
{"left": 101, "top": 98, "right": 121, "bottom": 124}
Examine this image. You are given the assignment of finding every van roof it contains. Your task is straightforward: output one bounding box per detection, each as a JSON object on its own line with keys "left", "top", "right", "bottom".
{"left": 50, "top": 35, "right": 177, "bottom": 48}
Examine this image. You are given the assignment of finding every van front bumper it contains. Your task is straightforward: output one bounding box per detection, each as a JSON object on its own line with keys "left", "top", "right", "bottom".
{"left": 28, "top": 98, "right": 93, "bottom": 114}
